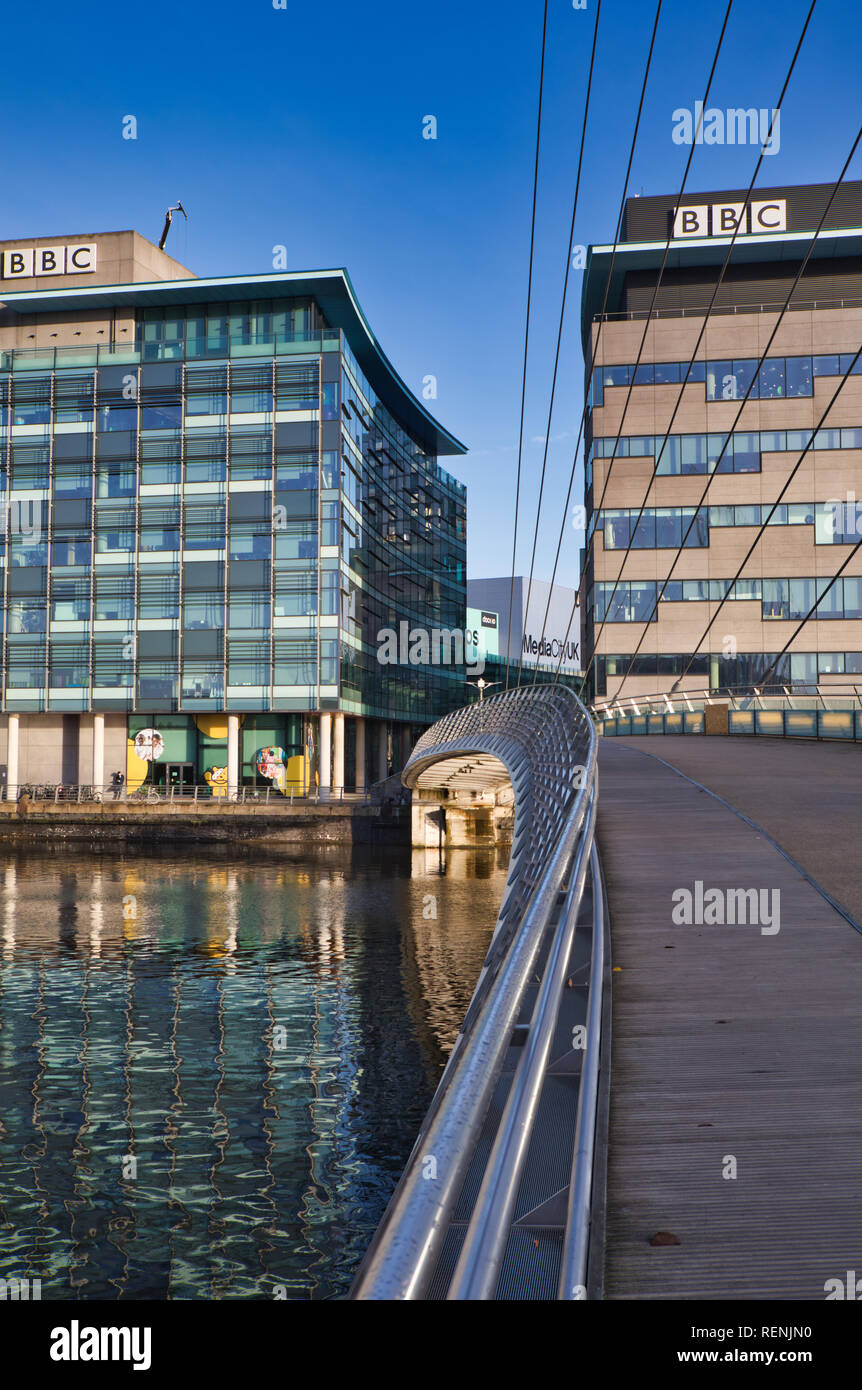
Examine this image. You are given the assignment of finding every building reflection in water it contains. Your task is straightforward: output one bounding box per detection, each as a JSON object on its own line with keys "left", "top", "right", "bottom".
{"left": 0, "top": 845, "right": 507, "bottom": 1299}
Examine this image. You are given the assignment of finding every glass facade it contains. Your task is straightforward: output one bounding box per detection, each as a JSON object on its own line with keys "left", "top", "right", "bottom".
{"left": 0, "top": 291, "right": 467, "bottom": 726}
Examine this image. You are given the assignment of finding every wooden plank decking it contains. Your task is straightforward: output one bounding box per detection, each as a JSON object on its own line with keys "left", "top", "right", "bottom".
{"left": 597, "top": 737, "right": 862, "bottom": 1300}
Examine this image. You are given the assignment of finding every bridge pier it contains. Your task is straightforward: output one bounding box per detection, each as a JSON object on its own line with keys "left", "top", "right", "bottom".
{"left": 410, "top": 788, "right": 513, "bottom": 849}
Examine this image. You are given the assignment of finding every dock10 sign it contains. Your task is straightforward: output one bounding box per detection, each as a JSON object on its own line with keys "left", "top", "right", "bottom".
{"left": 0, "top": 244, "right": 97, "bottom": 279}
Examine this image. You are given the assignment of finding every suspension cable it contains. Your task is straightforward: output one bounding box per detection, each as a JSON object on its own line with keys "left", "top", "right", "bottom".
{"left": 513, "top": 0, "right": 665, "bottom": 684}
{"left": 504, "top": 0, "right": 550, "bottom": 691}
{"left": 575, "top": 0, "right": 818, "bottom": 698}
{"left": 516, "top": 0, "right": 603, "bottom": 688}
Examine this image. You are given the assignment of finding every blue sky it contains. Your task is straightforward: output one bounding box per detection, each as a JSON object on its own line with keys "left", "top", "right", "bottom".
{"left": 2, "top": 0, "right": 859, "bottom": 584}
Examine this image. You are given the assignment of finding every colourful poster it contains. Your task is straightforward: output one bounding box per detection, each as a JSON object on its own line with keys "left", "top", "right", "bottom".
{"left": 256, "top": 746, "right": 288, "bottom": 793}
{"left": 133, "top": 729, "right": 165, "bottom": 761}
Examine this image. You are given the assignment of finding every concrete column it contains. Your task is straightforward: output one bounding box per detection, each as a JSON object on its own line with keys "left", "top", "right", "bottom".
{"left": 7, "top": 713, "right": 19, "bottom": 802}
{"left": 319, "top": 714, "right": 332, "bottom": 800}
{"left": 354, "top": 717, "right": 366, "bottom": 795}
{"left": 333, "top": 713, "right": 345, "bottom": 797}
{"left": 227, "top": 714, "right": 240, "bottom": 799}
{"left": 93, "top": 713, "right": 105, "bottom": 794}
{"left": 400, "top": 725, "right": 413, "bottom": 771}
{"left": 377, "top": 721, "right": 389, "bottom": 784}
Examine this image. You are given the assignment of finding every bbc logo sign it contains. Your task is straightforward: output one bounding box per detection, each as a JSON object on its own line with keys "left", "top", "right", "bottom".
{"left": 672, "top": 200, "right": 787, "bottom": 239}
{"left": 0, "top": 244, "right": 97, "bottom": 280}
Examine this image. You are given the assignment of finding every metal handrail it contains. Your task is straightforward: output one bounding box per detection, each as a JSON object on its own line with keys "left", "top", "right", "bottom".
{"left": 3, "top": 782, "right": 378, "bottom": 805}
{"left": 447, "top": 783, "right": 598, "bottom": 1300}
{"left": 559, "top": 841, "right": 605, "bottom": 1299}
{"left": 593, "top": 681, "right": 862, "bottom": 720}
{"left": 352, "top": 684, "right": 600, "bottom": 1301}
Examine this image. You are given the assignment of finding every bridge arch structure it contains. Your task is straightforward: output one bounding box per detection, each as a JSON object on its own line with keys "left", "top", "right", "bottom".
{"left": 352, "top": 684, "right": 605, "bottom": 1301}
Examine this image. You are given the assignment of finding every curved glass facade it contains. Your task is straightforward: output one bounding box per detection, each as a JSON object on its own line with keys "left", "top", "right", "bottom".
{"left": 0, "top": 293, "right": 467, "bottom": 726}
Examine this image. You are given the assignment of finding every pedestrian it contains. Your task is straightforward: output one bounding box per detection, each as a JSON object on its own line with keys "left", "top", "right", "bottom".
{"left": 16, "top": 787, "right": 31, "bottom": 818}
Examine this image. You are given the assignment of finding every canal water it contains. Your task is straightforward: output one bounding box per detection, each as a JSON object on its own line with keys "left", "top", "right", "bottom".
{"left": 0, "top": 845, "right": 508, "bottom": 1300}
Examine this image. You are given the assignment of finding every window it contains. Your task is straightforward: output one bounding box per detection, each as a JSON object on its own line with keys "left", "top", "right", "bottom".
{"left": 9, "top": 600, "right": 46, "bottom": 633}
{"left": 654, "top": 362, "right": 680, "bottom": 385}
{"left": 142, "top": 403, "right": 181, "bottom": 431}
{"left": 54, "top": 463, "right": 92, "bottom": 498}
{"left": 786, "top": 357, "right": 813, "bottom": 397}
{"left": 229, "top": 593, "right": 270, "bottom": 631}
{"left": 814, "top": 578, "right": 842, "bottom": 619}
{"left": 630, "top": 511, "right": 655, "bottom": 548}
{"left": 684, "top": 578, "right": 711, "bottom": 600}
{"left": 683, "top": 509, "right": 708, "bottom": 547}
{"left": 843, "top": 578, "right": 862, "bottom": 619}
{"left": 655, "top": 508, "right": 681, "bottom": 548}
{"left": 813, "top": 355, "right": 839, "bottom": 377}
{"left": 139, "top": 574, "right": 179, "bottom": 621}
{"left": 788, "top": 503, "right": 814, "bottom": 525}
{"left": 274, "top": 574, "right": 318, "bottom": 617}
{"left": 183, "top": 593, "right": 224, "bottom": 629}
{"left": 758, "top": 359, "right": 786, "bottom": 398}
{"left": 762, "top": 580, "right": 789, "bottom": 619}
{"left": 229, "top": 527, "right": 271, "bottom": 560}
{"left": 731, "top": 579, "right": 761, "bottom": 602}
{"left": 95, "top": 578, "right": 133, "bottom": 621}
{"left": 274, "top": 638, "right": 317, "bottom": 686}
{"left": 98, "top": 404, "right": 138, "bottom": 432}
{"left": 788, "top": 579, "right": 816, "bottom": 619}
{"left": 732, "top": 432, "right": 759, "bottom": 473}
{"left": 53, "top": 537, "right": 92, "bottom": 566}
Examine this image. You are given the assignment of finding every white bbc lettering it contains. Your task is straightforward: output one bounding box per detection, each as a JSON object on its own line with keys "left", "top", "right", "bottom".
{"left": 0, "top": 244, "right": 97, "bottom": 279}
{"left": 34, "top": 246, "right": 67, "bottom": 277}
{"left": 712, "top": 202, "right": 746, "bottom": 234}
{"left": 750, "top": 200, "right": 786, "bottom": 232}
{"left": 67, "top": 243, "right": 96, "bottom": 272}
{"left": 672, "top": 206, "right": 708, "bottom": 238}
{"left": 2, "top": 248, "right": 34, "bottom": 278}
{"left": 672, "top": 199, "right": 786, "bottom": 240}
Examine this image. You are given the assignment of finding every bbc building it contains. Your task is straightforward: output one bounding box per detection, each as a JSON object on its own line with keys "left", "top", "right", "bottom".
{"left": 581, "top": 181, "right": 862, "bottom": 703}
{"left": 0, "top": 231, "right": 467, "bottom": 797}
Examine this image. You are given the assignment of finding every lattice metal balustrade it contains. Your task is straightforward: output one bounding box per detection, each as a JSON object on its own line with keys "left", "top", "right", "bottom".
{"left": 353, "top": 683, "right": 602, "bottom": 1300}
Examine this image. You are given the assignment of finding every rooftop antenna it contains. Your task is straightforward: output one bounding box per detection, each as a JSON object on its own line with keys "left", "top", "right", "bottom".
{"left": 159, "top": 201, "right": 187, "bottom": 251}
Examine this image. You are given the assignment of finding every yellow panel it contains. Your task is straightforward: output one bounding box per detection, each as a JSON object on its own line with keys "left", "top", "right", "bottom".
{"left": 821, "top": 712, "right": 852, "bottom": 735}
{"left": 126, "top": 739, "right": 149, "bottom": 793}
{"left": 757, "top": 711, "right": 784, "bottom": 731}
{"left": 194, "top": 713, "right": 245, "bottom": 739}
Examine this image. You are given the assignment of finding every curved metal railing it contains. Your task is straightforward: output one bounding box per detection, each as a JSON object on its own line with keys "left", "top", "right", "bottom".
{"left": 351, "top": 683, "right": 603, "bottom": 1300}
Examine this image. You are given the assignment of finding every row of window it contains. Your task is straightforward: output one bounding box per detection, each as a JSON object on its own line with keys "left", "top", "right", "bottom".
{"left": 589, "top": 427, "right": 862, "bottom": 476}
{"left": 595, "top": 650, "right": 862, "bottom": 695}
{"left": 594, "top": 577, "right": 862, "bottom": 622}
{"left": 0, "top": 456, "right": 331, "bottom": 496}
{"left": 1, "top": 392, "right": 331, "bottom": 431}
{"left": 7, "top": 528, "right": 321, "bottom": 566}
{"left": 595, "top": 502, "right": 849, "bottom": 549}
{"left": 592, "top": 353, "right": 862, "bottom": 406}
{"left": 8, "top": 593, "right": 332, "bottom": 631}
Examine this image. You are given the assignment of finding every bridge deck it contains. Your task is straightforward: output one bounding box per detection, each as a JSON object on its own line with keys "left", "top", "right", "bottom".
{"left": 598, "top": 737, "right": 862, "bottom": 1300}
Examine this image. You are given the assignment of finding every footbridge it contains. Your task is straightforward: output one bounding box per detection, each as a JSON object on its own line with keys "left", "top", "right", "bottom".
{"left": 351, "top": 683, "right": 605, "bottom": 1300}
{"left": 352, "top": 685, "right": 862, "bottom": 1301}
